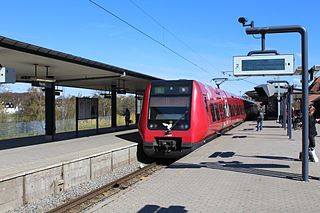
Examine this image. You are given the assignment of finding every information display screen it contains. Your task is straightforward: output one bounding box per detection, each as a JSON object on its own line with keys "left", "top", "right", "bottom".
{"left": 242, "top": 59, "right": 285, "bottom": 71}
{"left": 151, "top": 85, "right": 191, "bottom": 95}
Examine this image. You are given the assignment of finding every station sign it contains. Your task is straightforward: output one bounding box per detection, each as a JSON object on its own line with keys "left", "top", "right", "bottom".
{"left": 233, "top": 54, "right": 294, "bottom": 76}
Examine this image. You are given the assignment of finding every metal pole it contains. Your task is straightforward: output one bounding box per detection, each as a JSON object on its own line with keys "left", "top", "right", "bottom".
{"left": 288, "top": 87, "right": 292, "bottom": 139}
{"left": 76, "top": 97, "right": 79, "bottom": 137}
{"left": 301, "top": 28, "right": 309, "bottom": 181}
{"left": 246, "top": 25, "right": 309, "bottom": 181}
{"left": 261, "top": 33, "right": 265, "bottom": 51}
{"left": 45, "top": 82, "right": 55, "bottom": 141}
{"left": 96, "top": 98, "right": 99, "bottom": 134}
{"left": 277, "top": 80, "right": 280, "bottom": 122}
{"left": 111, "top": 85, "right": 117, "bottom": 128}
{"left": 282, "top": 95, "right": 286, "bottom": 129}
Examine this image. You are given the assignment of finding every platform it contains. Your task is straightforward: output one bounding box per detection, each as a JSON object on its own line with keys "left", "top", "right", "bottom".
{"left": 0, "top": 128, "right": 141, "bottom": 212}
{"left": 91, "top": 121, "right": 320, "bottom": 213}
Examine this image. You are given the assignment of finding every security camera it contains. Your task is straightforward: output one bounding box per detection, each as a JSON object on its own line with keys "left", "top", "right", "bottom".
{"left": 238, "top": 17, "right": 247, "bottom": 25}
{"left": 238, "top": 17, "right": 254, "bottom": 28}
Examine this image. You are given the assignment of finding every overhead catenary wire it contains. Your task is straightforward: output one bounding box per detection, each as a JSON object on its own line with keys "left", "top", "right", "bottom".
{"left": 88, "top": 0, "right": 213, "bottom": 77}
{"left": 221, "top": 71, "right": 258, "bottom": 86}
{"left": 128, "top": 0, "right": 221, "bottom": 75}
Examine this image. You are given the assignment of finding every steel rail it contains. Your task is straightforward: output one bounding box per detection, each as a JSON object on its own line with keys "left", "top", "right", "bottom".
{"left": 47, "top": 163, "right": 160, "bottom": 213}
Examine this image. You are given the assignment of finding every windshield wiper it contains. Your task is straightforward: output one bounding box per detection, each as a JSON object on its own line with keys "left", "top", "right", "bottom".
{"left": 163, "top": 110, "right": 189, "bottom": 135}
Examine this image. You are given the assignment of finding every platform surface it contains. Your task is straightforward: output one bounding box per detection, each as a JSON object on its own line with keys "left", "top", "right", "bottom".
{"left": 92, "top": 121, "right": 320, "bottom": 213}
{"left": 0, "top": 129, "right": 139, "bottom": 180}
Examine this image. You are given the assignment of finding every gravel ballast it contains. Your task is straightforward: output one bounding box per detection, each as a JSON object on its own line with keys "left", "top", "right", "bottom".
{"left": 7, "top": 162, "right": 142, "bottom": 213}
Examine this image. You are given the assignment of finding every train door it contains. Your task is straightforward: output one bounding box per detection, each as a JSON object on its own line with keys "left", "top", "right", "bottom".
{"left": 223, "top": 98, "right": 231, "bottom": 127}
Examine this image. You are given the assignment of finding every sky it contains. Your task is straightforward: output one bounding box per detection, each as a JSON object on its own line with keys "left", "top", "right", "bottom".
{"left": 1, "top": 0, "right": 319, "bottom": 96}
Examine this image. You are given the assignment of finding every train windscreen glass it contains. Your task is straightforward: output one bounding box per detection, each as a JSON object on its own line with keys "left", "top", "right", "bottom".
{"left": 148, "top": 83, "right": 191, "bottom": 130}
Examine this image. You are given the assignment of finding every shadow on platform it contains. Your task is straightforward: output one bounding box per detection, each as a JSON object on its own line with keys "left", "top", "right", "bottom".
{"left": 240, "top": 128, "right": 255, "bottom": 131}
{"left": 262, "top": 125, "right": 282, "bottom": 128}
{"left": 137, "top": 205, "right": 187, "bottom": 213}
{"left": 0, "top": 125, "right": 137, "bottom": 150}
{"left": 209, "top": 151, "right": 235, "bottom": 158}
{"left": 237, "top": 155, "right": 297, "bottom": 162}
{"left": 232, "top": 135, "right": 247, "bottom": 138}
{"left": 167, "top": 161, "right": 317, "bottom": 181}
{"left": 115, "top": 131, "right": 142, "bottom": 143}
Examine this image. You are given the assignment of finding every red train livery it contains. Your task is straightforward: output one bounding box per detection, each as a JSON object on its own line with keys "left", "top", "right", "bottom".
{"left": 138, "top": 80, "right": 248, "bottom": 158}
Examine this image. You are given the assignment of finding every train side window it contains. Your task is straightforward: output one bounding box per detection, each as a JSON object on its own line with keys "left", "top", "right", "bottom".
{"left": 232, "top": 105, "right": 235, "bottom": 116}
{"left": 225, "top": 104, "right": 230, "bottom": 118}
{"left": 214, "top": 104, "right": 220, "bottom": 120}
{"left": 204, "top": 96, "right": 208, "bottom": 112}
{"left": 210, "top": 103, "right": 216, "bottom": 122}
{"left": 223, "top": 105, "right": 226, "bottom": 119}
{"left": 229, "top": 104, "right": 233, "bottom": 117}
{"left": 220, "top": 104, "right": 225, "bottom": 119}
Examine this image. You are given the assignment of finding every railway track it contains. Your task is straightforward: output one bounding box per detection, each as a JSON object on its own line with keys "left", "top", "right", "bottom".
{"left": 47, "top": 163, "right": 164, "bottom": 213}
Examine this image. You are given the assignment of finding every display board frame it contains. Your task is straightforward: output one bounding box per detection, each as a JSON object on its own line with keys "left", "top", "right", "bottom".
{"left": 76, "top": 97, "right": 99, "bottom": 136}
{"left": 233, "top": 54, "right": 294, "bottom": 76}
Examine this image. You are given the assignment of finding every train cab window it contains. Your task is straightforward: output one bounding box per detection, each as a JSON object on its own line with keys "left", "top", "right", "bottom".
{"left": 210, "top": 103, "right": 216, "bottom": 122}
{"left": 148, "top": 82, "right": 192, "bottom": 130}
{"left": 214, "top": 104, "right": 220, "bottom": 121}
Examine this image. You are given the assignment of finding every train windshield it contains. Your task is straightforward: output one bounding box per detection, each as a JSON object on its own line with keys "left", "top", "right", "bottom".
{"left": 148, "top": 82, "right": 192, "bottom": 130}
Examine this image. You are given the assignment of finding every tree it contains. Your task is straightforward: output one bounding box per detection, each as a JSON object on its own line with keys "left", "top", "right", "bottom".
{"left": 18, "top": 87, "right": 45, "bottom": 122}
{"left": 0, "top": 92, "right": 5, "bottom": 121}
{"left": 117, "top": 95, "right": 135, "bottom": 116}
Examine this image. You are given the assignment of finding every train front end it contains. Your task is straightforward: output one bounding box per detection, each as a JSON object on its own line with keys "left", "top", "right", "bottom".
{"left": 138, "top": 80, "right": 208, "bottom": 158}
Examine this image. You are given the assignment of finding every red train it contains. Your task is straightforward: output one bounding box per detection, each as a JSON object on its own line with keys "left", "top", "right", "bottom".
{"left": 138, "top": 80, "right": 255, "bottom": 158}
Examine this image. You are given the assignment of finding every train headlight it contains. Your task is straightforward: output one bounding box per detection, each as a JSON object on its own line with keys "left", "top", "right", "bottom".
{"left": 149, "top": 124, "right": 154, "bottom": 128}
{"left": 184, "top": 124, "right": 189, "bottom": 129}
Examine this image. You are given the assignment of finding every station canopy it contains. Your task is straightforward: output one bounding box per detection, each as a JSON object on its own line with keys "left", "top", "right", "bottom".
{"left": 0, "top": 35, "right": 161, "bottom": 93}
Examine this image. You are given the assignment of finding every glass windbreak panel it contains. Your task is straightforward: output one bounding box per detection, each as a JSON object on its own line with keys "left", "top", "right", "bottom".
{"left": 0, "top": 86, "right": 46, "bottom": 140}
{"left": 148, "top": 96, "right": 190, "bottom": 130}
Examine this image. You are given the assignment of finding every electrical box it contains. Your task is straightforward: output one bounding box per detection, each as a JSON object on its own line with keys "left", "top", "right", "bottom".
{"left": 0, "top": 67, "right": 16, "bottom": 83}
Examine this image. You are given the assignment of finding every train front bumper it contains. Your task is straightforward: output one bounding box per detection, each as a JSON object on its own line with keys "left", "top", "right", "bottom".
{"left": 142, "top": 141, "right": 203, "bottom": 159}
